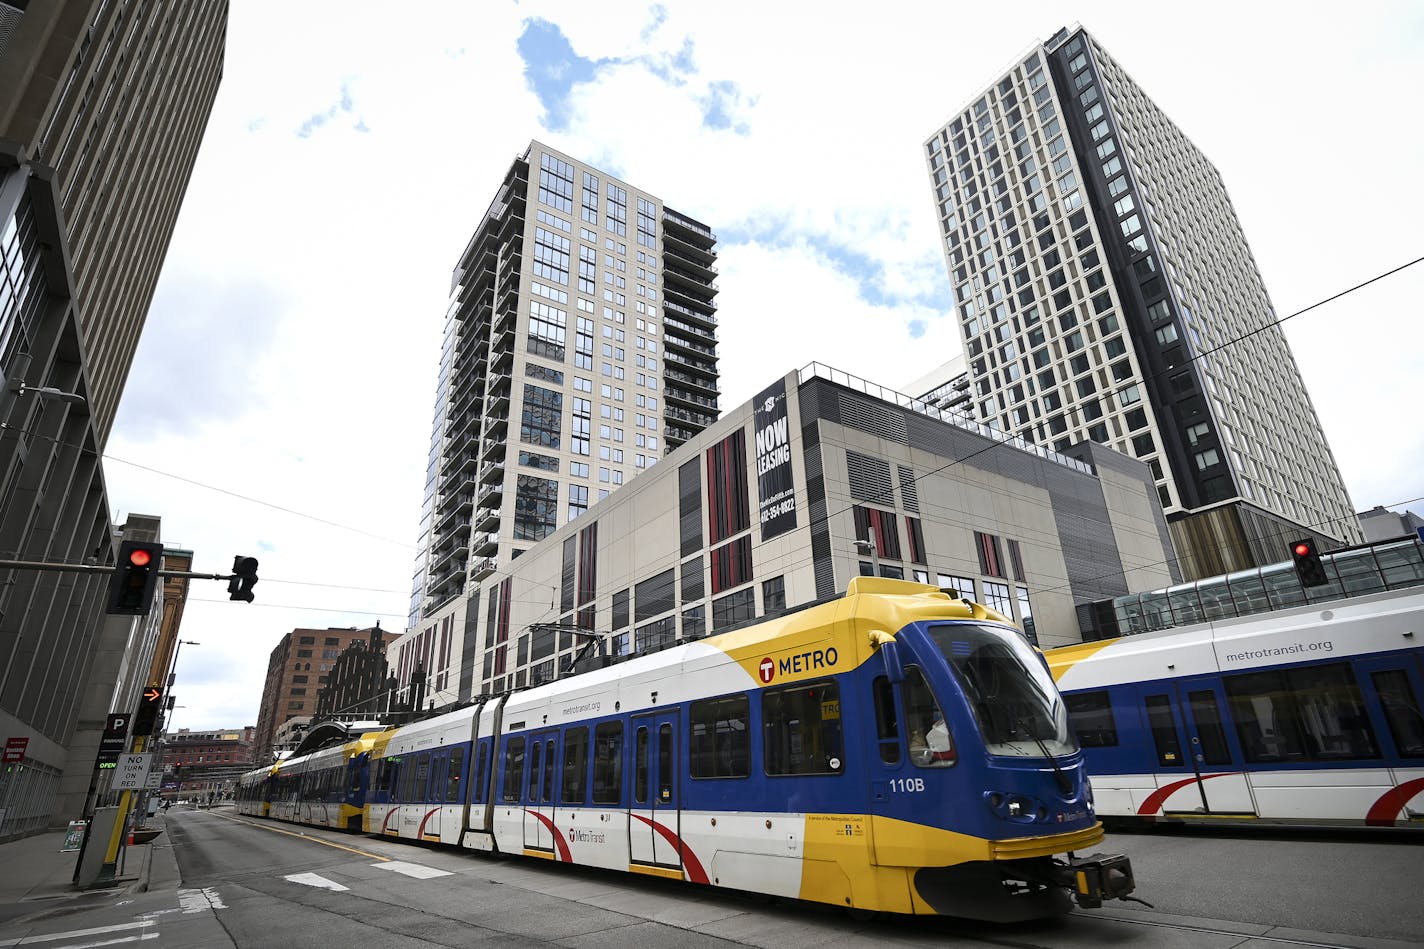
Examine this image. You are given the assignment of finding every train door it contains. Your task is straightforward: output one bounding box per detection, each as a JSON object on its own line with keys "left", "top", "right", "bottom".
{"left": 523, "top": 731, "right": 558, "bottom": 853}
{"left": 1356, "top": 654, "right": 1424, "bottom": 822}
{"left": 629, "top": 712, "right": 682, "bottom": 869}
{"left": 1174, "top": 677, "right": 1255, "bottom": 814}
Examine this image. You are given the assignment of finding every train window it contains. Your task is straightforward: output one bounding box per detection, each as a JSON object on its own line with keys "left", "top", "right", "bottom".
{"left": 634, "top": 727, "right": 649, "bottom": 804}
{"left": 763, "top": 679, "right": 845, "bottom": 776}
{"left": 1144, "top": 695, "right": 1184, "bottom": 766}
{"left": 416, "top": 752, "right": 432, "bottom": 802}
{"left": 872, "top": 677, "right": 901, "bottom": 764}
{"left": 348, "top": 759, "right": 363, "bottom": 796}
{"left": 658, "top": 724, "right": 673, "bottom": 803}
{"left": 541, "top": 739, "right": 555, "bottom": 803}
{"left": 528, "top": 741, "right": 543, "bottom": 801}
{"left": 1224, "top": 664, "right": 1380, "bottom": 762}
{"left": 1187, "top": 691, "right": 1232, "bottom": 765}
{"left": 501, "top": 738, "right": 525, "bottom": 803}
{"left": 904, "top": 667, "right": 956, "bottom": 767}
{"left": 690, "top": 694, "right": 750, "bottom": 778}
{"left": 1064, "top": 691, "right": 1118, "bottom": 747}
{"left": 1370, "top": 671, "right": 1424, "bottom": 758}
{"left": 474, "top": 743, "right": 490, "bottom": 804}
{"left": 592, "top": 722, "right": 624, "bottom": 804}
{"left": 562, "top": 727, "right": 590, "bottom": 804}
{"left": 447, "top": 747, "right": 464, "bottom": 802}
{"left": 376, "top": 758, "right": 392, "bottom": 794}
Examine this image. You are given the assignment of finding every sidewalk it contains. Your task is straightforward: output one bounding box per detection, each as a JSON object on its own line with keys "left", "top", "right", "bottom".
{"left": 0, "top": 810, "right": 176, "bottom": 911}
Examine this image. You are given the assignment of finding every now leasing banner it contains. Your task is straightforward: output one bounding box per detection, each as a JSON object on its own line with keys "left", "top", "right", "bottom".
{"left": 753, "top": 379, "right": 797, "bottom": 541}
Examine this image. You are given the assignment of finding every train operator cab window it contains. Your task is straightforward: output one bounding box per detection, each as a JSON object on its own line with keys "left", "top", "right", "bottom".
{"left": 931, "top": 623, "right": 1077, "bottom": 757}
{"left": 905, "top": 667, "right": 956, "bottom": 767}
{"left": 1224, "top": 664, "right": 1380, "bottom": 762}
{"left": 763, "top": 679, "right": 844, "bottom": 776}
{"left": 1064, "top": 690, "right": 1118, "bottom": 747}
{"left": 592, "top": 722, "right": 625, "bottom": 804}
{"left": 502, "top": 738, "right": 526, "bottom": 803}
{"left": 1372, "top": 670, "right": 1424, "bottom": 758}
{"left": 690, "top": 694, "right": 750, "bottom": 778}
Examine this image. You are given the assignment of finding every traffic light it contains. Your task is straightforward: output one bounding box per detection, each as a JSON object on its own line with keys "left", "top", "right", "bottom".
{"left": 133, "top": 685, "right": 163, "bottom": 736}
{"left": 105, "top": 541, "right": 164, "bottom": 615}
{"left": 1290, "top": 538, "right": 1329, "bottom": 588}
{"left": 228, "top": 555, "right": 259, "bottom": 602}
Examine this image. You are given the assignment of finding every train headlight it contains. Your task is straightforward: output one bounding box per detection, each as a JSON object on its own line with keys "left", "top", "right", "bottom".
{"left": 1008, "top": 799, "right": 1024, "bottom": 817}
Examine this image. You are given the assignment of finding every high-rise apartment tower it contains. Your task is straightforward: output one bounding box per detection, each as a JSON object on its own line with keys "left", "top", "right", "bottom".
{"left": 924, "top": 25, "right": 1359, "bottom": 579}
{"left": 408, "top": 141, "right": 719, "bottom": 635}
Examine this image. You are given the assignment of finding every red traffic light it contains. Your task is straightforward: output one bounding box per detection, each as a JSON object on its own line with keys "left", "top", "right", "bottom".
{"left": 129, "top": 548, "right": 152, "bottom": 567}
{"left": 1293, "top": 542, "right": 1311, "bottom": 557}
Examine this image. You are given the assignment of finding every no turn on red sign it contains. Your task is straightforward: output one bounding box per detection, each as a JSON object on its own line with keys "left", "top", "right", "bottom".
{"left": 112, "top": 753, "right": 153, "bottom": 790}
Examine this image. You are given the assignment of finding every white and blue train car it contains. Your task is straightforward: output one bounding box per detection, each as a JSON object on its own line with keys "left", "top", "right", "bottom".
{"left": 1047, "top": 586, "right": 1424, "bottom": 827}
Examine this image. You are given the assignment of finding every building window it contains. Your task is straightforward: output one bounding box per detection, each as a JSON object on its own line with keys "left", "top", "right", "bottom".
{"left": 568, "top": 483, "right": 588, "bottom": 520}
{"left": 982, "top": 581, "right": 1013, "bottom": 616}
{"left": 974, "top": 531, "right": 1003, "bottom": 578}
{"left": 706, "top": 431, "right": 750, "bottom": 543}
{"left": 520, "top": 384, "right": 562, "bottom": 449}
{"left": 1016, "top": 586, "right": 1037, "bottom": 644}
{"left": 762, "top": 576, "right": 786, "bottom": 613}
{"left": 710, "top": 537, "right": 752, "bottom": 595}
{"left": 712, "top": 588, "right": 756, "bottom": 632}
{"left": 514, "top": 475, "right": 559, "bottom": 541}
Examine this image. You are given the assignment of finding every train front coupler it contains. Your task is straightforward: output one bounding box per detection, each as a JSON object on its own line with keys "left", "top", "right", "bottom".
{"left": 1053, "top": 851, "right": 1138, "bottom": 909}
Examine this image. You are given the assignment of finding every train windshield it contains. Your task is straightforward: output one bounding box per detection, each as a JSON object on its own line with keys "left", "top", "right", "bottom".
{"left": 928, "top": 623, "right": 1077, "bottom": 758}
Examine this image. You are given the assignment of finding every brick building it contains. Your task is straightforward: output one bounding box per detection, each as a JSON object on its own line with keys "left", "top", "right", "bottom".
{"left": 252, "top": 626, "right": 400, "bottom": 763}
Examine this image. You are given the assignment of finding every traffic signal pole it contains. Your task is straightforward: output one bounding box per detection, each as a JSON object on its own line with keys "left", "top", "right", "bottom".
{"left": 0, "top": 558, "right": 247, "bottom": 583}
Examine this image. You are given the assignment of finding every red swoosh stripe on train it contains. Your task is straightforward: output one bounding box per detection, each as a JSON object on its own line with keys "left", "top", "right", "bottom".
{"left": 524, "top": 810, "right": 573, "bottom": 862}
{"left": 1137, "top": 773, "right": 1236, "bottom": 816}
{"left": 630, "top": 814, "right": 709, "bottom": 884}
{"left": 381, "top": 808, "right": 398, "bottom": 834}
{"left": 417, "top": 807, "right": 441, "bottom": 839}
{"left": 1366, "top": 777, "right": 1424, "bottom": 827}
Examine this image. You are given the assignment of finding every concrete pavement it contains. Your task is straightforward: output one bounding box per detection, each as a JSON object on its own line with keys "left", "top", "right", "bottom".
{"left": 0, "top": 809, "right": 180, "bottom": 926}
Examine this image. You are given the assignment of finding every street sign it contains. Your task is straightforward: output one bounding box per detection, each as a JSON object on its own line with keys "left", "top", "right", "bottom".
{"left": 61, "top": 820, "right": 88, "bottom": 852}
{"left": 98, "top": 713, "right": 129, "bottom": 767}
{"left": 2, "top": 737, "right": 28, "bottom": 763}
{"left": 112, "top": 753, "right": 153, "bottom": 790}
{"left": 145, "top": 769, "right": 162, "bottom": 789}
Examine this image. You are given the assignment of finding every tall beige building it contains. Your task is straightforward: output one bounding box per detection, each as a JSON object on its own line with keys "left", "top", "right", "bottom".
{"left": 400, "top": 141, "right": 719, "bottom": 705}
{"left": 924, "top": 25, "right": 1359, "bottom": 579}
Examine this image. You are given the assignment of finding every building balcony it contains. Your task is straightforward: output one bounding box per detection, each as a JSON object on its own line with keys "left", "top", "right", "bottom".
{"left": 664, "top": 370, "right": 720, "bottom": 400}
{"left": 477, "top": 479, "right": 504, "bottom": 508}
{"left": 661, "top": 263, "right": 718, "bottom": 296}
{"left": 473, "top": 505, "right": 500, "bottom": 533}
{"left": 472, "top": 531, "right": 500, "bottom": 557}
{"left": 661, "top": 298, "right": 717, "bottom": 327}
{"left": 664, "top": 349, "right": 718, "bottom": 379}
{"left": 662, "top": 208, "right": 716, "bottom": 243}
{"left": 471, "top": 556, "right": 497, "bottom": 581}
{"left": 479, "top": 457, "right": 505, "bottom": 484}
{"left": 661, "top": 332, "right": 718, "bottom": 361}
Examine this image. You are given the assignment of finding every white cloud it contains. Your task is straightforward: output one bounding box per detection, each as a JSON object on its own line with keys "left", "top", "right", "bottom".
{"left": 106, "top": 0, "right": 1424, "bottom": 730}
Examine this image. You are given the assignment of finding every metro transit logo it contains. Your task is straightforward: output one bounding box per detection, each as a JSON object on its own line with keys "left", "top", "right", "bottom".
{"left": 758, "top": 657, "right": 775, "bottom": 683}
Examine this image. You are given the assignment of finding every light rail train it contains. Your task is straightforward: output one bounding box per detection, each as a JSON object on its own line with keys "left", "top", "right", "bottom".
{"left": 239, "top": 578, "right": 1136, "bottom": 922}
{"left": 1047, "top": 586, "right": 1424, "bottom": 828}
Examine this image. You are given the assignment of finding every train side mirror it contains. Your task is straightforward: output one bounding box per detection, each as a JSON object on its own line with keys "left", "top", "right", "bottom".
{"left": 869, "top": 629, "right": 905, "bottom": 683}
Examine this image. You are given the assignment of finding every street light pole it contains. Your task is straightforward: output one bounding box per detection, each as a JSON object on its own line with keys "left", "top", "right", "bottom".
{"left": 854, "top": 538, "right": 880, "bottom": 577}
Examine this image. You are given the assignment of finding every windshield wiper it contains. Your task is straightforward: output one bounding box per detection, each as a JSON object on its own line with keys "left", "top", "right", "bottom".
{"left": 1017, "top": 715, "right": 1074, "bottom": 796}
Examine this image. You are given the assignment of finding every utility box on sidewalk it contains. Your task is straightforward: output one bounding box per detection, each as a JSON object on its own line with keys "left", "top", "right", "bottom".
{"left": 74, "top": 806, "right": 120, "bottom": 888}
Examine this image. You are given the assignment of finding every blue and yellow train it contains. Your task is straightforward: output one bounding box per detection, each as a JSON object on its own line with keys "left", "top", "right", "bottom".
{"left": 238, "top": 578, "right": 1136, "bottom": 922}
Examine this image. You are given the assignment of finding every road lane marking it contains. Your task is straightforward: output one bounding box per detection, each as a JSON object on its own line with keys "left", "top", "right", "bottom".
{"left": 284, "top": 872, "right": 350, "bottom": 891}
{"left": 372, "top": 861, "right": 452, "bottom": 879}
{"left": 0, "top": 921, "right": 154, "bottom": 946}
{"left": 54, "top": 936, "right": 156, "bottom": 949}
{"left": 207, "top": 809, "right": 390, "bottom": 861}
{"left": 177, "top": 887, "right": 227, "bottom": 913}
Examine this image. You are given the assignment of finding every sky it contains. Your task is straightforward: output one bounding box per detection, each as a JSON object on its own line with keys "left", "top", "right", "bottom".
{"left": 103, "top": 1, "right": 1424, "bottom": 732}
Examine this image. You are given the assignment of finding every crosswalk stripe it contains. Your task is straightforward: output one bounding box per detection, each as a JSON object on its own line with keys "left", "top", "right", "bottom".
{"left": 0, "top": 921, "right": 154, "bottom": 946}
{"left": 372, "top": 861, "right": 451, "bottom": 879}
